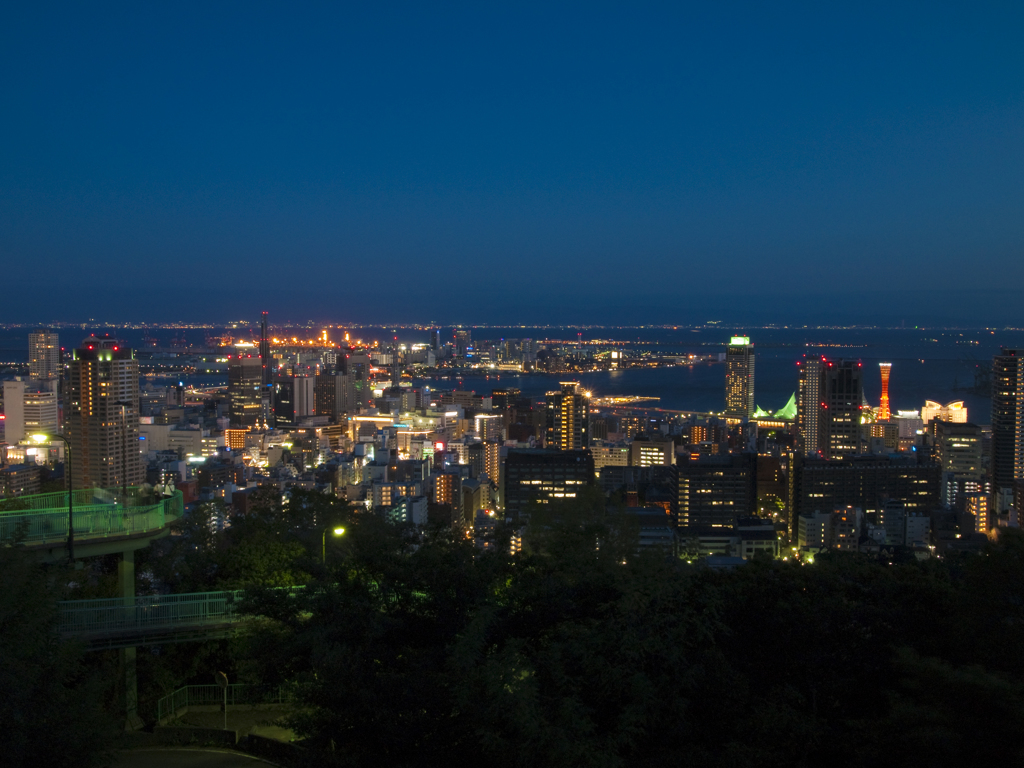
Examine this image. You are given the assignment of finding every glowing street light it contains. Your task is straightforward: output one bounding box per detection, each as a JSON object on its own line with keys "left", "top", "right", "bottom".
{"left": 322, "top": 526, "right": 346, "bottom": 563}
{"left": 30, "top": 433, "right": 74, "bottom": 562}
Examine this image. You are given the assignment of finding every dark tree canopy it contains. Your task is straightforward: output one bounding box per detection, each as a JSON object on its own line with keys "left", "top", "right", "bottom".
{"left": 231, "top": 499, "right": 1024, "bottom": 768}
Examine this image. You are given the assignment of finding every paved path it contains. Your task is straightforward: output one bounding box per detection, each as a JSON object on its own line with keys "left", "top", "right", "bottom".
{"left": 112, "top": 748, "right": 276, "bottom": 768}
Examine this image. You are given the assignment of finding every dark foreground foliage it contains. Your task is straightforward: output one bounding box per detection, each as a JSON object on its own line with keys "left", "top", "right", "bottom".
{"left": 0, "top": 547, "right": 117, "bottom": 768}
{"left": 236, "top": 496, "right": 1024, "bottom": 768}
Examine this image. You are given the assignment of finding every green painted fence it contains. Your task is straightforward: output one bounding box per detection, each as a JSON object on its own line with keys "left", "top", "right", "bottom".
{"left": 58, "top": 589, "right": 245, "bottom": 637}
{"left": 0, "top": 489, "right": 181, "bottom": 546}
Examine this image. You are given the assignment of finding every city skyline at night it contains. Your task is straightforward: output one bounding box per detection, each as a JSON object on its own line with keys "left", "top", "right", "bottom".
{"left": 4, "top": 5, "right": 1024, "bottom": 765}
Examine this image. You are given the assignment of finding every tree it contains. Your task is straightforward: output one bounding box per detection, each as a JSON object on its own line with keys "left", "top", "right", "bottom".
{"left": 0, "top": 547, "right": 116, "bottom": 768}
{"left": 233, "top": 499, "right": 1024, "bottom": 767}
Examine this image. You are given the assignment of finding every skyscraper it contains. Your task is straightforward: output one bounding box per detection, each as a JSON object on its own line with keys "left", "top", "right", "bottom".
{"left": 28, "top": 329, "right": 60, "bottom": 379}
{"left": 259, "top": 312, "right": 273, "bottom": 425}
{"left": 314, "top": 371, "right": 357, "bottom": 422}
{"left": 545, "top": 382, "right": 590, "bottom": 450}
{"left": 228, "top": 353, "right": 263, "bottom": 428}
{"left": 822, "top": 360, "right": 864, "bottom": 460}
{"left": 796, "top": 356, "right": 824, "bottom": 455}
{"left": 273, "top": 375, "right": 315, "bottom": 428}
{"left": 933, "top": 420, "right": 982, "bottom": 507}
{"left": 724, "top": 336, "right": 755, "bottom": 417}
{"left": 455, "top": 329, "right": 471, "bottom": 358}
{"left": 259, "top": 311, "right": 272, "bottom": 387}
{"left": 878, "top": 362, "right": 892, "bottom": 421}
{"left": 797, "top": 357, "right": 863, "bottom": 459}
{"left": 491, "top": 387, "right": 521, "bottom": 410}
{"left": 991, "top": 348, "right": 1024, "bottom": 510}
{"left": 65, "top": 336, "right": 143, "bottom": 490}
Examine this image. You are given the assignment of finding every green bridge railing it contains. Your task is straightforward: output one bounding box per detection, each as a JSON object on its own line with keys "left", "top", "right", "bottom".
{"left": 59, "top": 589, "right": 245, "bottom": 638}
{"left": 0, "top": 488, "right": 182, "bottom": 547}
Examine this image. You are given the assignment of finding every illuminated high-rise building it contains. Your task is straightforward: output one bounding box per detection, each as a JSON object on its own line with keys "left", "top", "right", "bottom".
{"left": 2, "top": 379, "right": 58, "bottom": 445}
{"left": 455, "top": 329, "right": 472, "bottom": 358}
{"left": 822, "top": 360, "right": 864, "bottom": 460}
{"left": 28, "top": 329, "right": 60, "bottom": 380}
{"left": 799, "top": 357, "right": 865, "bottom": 460}
{"left": 991, "top": 348, "right": 1024, "bottom": 510}
{"left": 724, "top": 336, "right": 755, "bottom": 417}
{"left": 259, "top": 312, "right": 273, "bottom": 425}
{"left": 273, "top": 375, "right": 315, "bottom": 429}
{"left": 491, "top": 388, "right": 521, "bottom": 410}
{"left": 964, "top": 492, "right": 990, "bottom": 535}
{"left": 65, "top": 337, "right": 143, "bottom": 490}
{"left": 545, "top": 382, "right": 590, "bottom": 450}
{"left": 878, "top": 362, "right": 892, "bottom": 421}
{"left": 228, "top": 352, "right": 263, "bottom": 428}
{"left": 314, "top": 371, "right": 357, "bottom": 422}
{"left": 796, "top": 356, "right": 824, "bottom": 455}
{"left": 933, "top": 420, "right": 982, "bottom": 507}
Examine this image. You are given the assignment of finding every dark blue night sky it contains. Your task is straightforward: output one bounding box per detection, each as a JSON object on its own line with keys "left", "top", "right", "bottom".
{"left": 2, "top": 3, "right": 1023, "bottom": 325}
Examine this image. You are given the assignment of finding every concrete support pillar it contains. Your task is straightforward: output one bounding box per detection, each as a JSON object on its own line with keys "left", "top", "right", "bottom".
{"left": 119, "top": 549, "right": 144, "bottom": 730}
{"left": 118, "top": 548, "right": 135, "bottom": 604}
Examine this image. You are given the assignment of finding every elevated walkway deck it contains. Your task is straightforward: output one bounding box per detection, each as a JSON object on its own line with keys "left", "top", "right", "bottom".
{"left": 59, "top": 590, "right": 248, "bottom": 650}
{"left": 0, "top": 487, "right": 182, "bottom": 561}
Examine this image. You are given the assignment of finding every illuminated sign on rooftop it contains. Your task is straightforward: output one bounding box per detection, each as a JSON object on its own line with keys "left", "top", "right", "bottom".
{"left": 730, "top": 336, "right": 751, "bottom": 346}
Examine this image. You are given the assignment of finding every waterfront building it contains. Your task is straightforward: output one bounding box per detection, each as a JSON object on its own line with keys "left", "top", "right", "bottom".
{"left": 455, "top": 329, "right": 472, "bottom": 358}
{"left": 725, "top": 336, "right": 755, "bottom": 417}
{"left": 922, "top": 400, "right": 968, "bottom": 424}
{"left": 28, "top": 329, "right": 60, "bottom": 380}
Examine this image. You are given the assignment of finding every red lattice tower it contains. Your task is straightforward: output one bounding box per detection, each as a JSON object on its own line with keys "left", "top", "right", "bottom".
{"left": 878, "top": 362, "right": 892, "bottom": 421}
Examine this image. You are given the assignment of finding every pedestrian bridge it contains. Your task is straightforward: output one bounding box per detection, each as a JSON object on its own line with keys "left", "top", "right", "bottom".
{"left": 59, "top": 590, "right": 248, "bottom": 650}
{"left": 0, "top": 487, "right": 182, "bottom": 561}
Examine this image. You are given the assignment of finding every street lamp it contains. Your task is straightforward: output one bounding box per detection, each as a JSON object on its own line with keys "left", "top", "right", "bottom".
{"left": 115, "top": 401, "right": 131, "bottom": 502}
{"left": 322, "top": 526, "right": 345, "bottom": 563}
{"left": 30, "top": 433, "right": 74, "bottom": 562}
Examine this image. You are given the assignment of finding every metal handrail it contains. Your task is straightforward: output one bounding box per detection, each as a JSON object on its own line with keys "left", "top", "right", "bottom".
{"left": 59, "top": 589, "right": 246, "bottom": 635}
{"left": 0, "top": 490, "right": 181, "bottom": 546}
{"left": 58, "top": 585, "right": 304, "bottom": 638}
{"left": 157, "top": 684, "right": 292, "bottom": 723}
{"left": 0, "top": 486, "right": 171, "bottom": 512}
